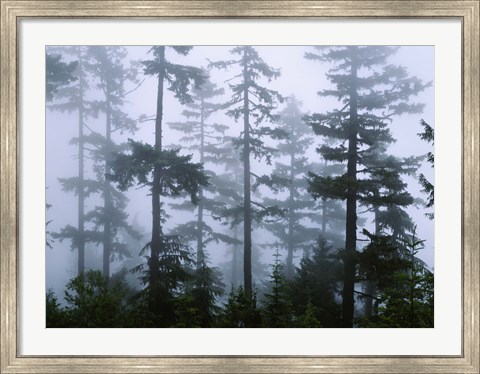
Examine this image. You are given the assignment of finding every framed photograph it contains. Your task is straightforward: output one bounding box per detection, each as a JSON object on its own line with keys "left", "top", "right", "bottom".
{"left": 1, "top": 1, "right": 478, "bottom": 373}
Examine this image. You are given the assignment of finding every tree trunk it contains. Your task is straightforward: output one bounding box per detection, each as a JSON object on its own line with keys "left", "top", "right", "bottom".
{"left": 364, "top": 206, "right": 380, "bottom": 317}
{"left": 342, "top": 49, "right": 359, "bottom": 328}
{"left": 150, "top": 46, "right": 165, "bottom": 310}
{"left": 232, "top": 225, "right": 238, "bottom": 289}
{"left": 364, "top": 281, "right": 375, "bottom": 317}
{"left": 321, "top": 198, "right": 327, "bottom": 236}
{"left": 242, "top": 48, "right": 253, "bottom": 294}
{"left": 410, "top": 243, "right": 415, "bottom": 327}
{"left": 77, "top": 49, "right": 85, "bottom": 276}
{"left": 196, "top": 97, "right": 205, "bottom": 267}
{"left": 321, "top": 160, "right": 328, "bottom": 237}
{"left": 102, "top": 93, "right": 112, "bottom": 279}
{"left": 286, "top": 150, "right": 295, "bottom": 279}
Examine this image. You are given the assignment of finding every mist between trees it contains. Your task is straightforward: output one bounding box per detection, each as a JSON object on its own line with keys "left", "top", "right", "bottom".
{"left": 46, "top": 45, "right": 434, "bottom": 328}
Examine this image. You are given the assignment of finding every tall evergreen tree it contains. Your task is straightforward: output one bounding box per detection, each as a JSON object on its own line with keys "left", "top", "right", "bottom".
{"left": 46, "top": 52, "right": 78, "bottom": 250}
{"left": 260, "top": 97, "right": 318, "bottom": 278}
{"left": 214, "top": 144, "right": 245, "bottom": 289}
{"left": 358, "top": 145, "right": 420, "bottom": 316}
{"left": 167, "top": 72, "right": 239, "bottom": 265}
{"left": 262, "top": 250, "right": 292, "bottom": 327}
{"left": 305, "top": 46, "right": 429, "bottom": 327}
{"left": 109, "top": 46, "right": 208, "bottom": 323}
{"left": 49, "top": 46, "right": 99, "bottom": 276}
{"left": 84, "top": 46, "right": 141, "bottom": 278}
{"left": 210, "top": 46, "right": 284, "bottom": 294}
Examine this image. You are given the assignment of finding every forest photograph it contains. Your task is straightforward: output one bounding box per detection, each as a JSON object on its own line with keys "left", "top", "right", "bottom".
{"left": 45, "top": 45, "right": 434, "bottom": 328}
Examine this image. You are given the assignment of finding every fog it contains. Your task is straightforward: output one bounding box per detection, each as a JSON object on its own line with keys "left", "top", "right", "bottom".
{"left": 46, "top": 45, "right": 434, "bottom": 327}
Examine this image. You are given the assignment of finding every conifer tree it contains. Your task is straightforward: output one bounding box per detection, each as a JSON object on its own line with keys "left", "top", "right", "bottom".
{"left": 84, "top": 46, "right": 141, "bottom": 278}
{"left": 305, "top": 46, "right": 429, "bottom": 327}
{"left": 361, "top": 229, "right": 434, "bottom": 327}
{"left": 210, "top": 46, "right": 284, "bottom": 294}
{"left": 214, "top": 145, "right": 245, "bottom": 289}
{"left": 289, "top": 238, "right": 342, "bottom": 327}
{"left": 262, "top": 96, "right": 336, "bottom": 278}
{"left": 358, "top": 145, "right": 420, "bottom": 316}
{"left": 109, "top": 46, "right": 208, "bottom": 323}
{"left": 175, "top": 254, "right": 225, "bottom": 327}
{"left": 49, "top": 46, "right": 100, "bottom": 276}
{"left": 262, "top": 250, "right": 292, "bottom": 327}
{"left": 167, "top": 72, "right": 240, "bottom": 264}
{"left": 46, "top": 52, "right": 78, "bottom": 250}
{"left": 220, "top": 286, "right": 263, "bottom": 327}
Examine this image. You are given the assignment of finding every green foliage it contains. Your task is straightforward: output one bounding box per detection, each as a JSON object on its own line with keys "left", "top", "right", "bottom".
{"left": 289, "top": 239, "right": 342, "bottom": 327}
{"left": 209, "top": 44, "right": 285, "bottom": 186}
{"left": 305, "top": 46, "right": 429, "bottom": 327}
{"left": 209, "top": 46, "right": 287, "bottom": 168}
{"left": 63, "top": 270, "right": 129, "bottom": 327}
{"left": 210, "top": 46, "right": 285, "bottom": 293}
{"left": 51, "top": 224, "right": 102, "bottom": 251}
{"left": 262, "top": 251, "right": 293, "bottom": 327}
{"left": 130, "top": 236, "right": 194, "bottom": 327}
{"left": 297, "top": 299, "right": 322, "bottom": 328}
{"left": 305, "top": 45, "right": 429, "bottom": 208}
{"left": 357, "top": 229, "right": 434, "bottom": 328}
{"left": 358, "top": 229, "right": 410, "bottom": 290}
{"left": 260, "top": 97, "right": 324, "bottom": 275}
{"left": 46, "top": 289, "right": 68, "bottom": 327}
{"left": 219, "top": 287, "right": 263, "bottom": 327}
{"left": 109, "top": 140, "right": 209, "bottom": 203}
{"left": 167, "top": 72, "right": 240, "bottom": 262}
{"left": 142, "top": 46, "right": 206, "bottom": 104}
{"left": 175, "top": 259, "right": 225, "bottom": 327}
{"left": 46, "top": 46, "right": 434, "bottom": 329}
{"left": 46, "top": 53, "right": 77, "bottom": 102}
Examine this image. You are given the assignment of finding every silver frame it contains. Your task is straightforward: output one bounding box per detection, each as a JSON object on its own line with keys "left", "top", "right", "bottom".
{"left": 1, "top": 1, "right": 478, "bottom": 373}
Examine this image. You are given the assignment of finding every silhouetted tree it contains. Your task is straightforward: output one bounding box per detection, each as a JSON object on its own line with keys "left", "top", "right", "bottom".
{"left": 49, "top": 46, "right": 99, "bottom": 276}
{"left": 210, "top": 46, "right": 284, "bottom": 294}
{"left": 109, "top": 46, "right": 208, "bottom": 324}
{"left": 289, "top": 238, "right": 342, "bottom": 327}
{"left": 262, "top": 97, "right": 323, "bottom": 278}
{"left": 262, "top": 250, "right": 292, "bottom": 327}
{"left": 168, "top": 72, "right": 240, "bottom": 265}
{"left": 84, "top": 46, "right": 141, "bottom": 278}
{"left": 358, "top": 145, "right": 420, "bottom": 316}
{"left": 305, "top": 46, "right": 429, "bottom": 327}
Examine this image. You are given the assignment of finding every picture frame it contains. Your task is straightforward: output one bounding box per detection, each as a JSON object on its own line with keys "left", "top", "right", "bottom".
{"left": 1, "top": 1, "right": 478, "bottom": 373}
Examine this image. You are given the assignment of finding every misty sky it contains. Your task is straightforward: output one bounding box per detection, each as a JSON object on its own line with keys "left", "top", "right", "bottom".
{"left": 46, "top": 45, "right": 434, "bottom": 298}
